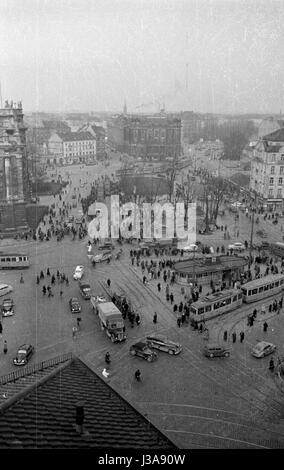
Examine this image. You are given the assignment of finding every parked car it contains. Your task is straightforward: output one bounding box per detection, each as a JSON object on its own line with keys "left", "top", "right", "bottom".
{"left": 251, "top": 341, "right": 276, "bottom": 358}
{"left": 228, "top": 242, "right": 245, "bottom": 252}
{"left": 98, "top": 242, "right": 114, "bottom": 251}
{"left": 129, "top": 342, "right": 158, "bottom": 362}
{"left": 146, "top": 335, "right": 182, "bottom": 355}
{"left": 69, "top": 297, "right": 82, "bottom": 314}
{"left": 13, "top": 344, "right": 34, "bottom": 366}
{"left": 203, "top": 344, "right": 230, "bottom": 358}
{"left": 73, "top": 265, "right": 84, "bottom": 280}
{"left": 1, "top": 298, "right": 14, "bottom": 317}
{"left": 183, "top": 243, "right": 200, "bottom": 252}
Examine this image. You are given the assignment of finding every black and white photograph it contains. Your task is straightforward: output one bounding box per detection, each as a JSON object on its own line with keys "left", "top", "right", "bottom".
{"left": 0, "top": 0, "right": 284, "bottom": 455}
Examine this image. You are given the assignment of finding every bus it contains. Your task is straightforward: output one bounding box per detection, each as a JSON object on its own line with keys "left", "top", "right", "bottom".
{"left": 269, "top": 242, "right": 284, "bottom": 258}
{"left": 0, "top": 254, "right": 30, "bottom": 270}
{"left": 190, "top": 289, "right": 243, "bottom": 323}
{"left": 241, "top": 273, "right": 284, "bottom": 303}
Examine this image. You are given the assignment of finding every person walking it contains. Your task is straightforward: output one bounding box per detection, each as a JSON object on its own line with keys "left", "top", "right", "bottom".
{"left": 153, "top": 312, "right": 157, "bottom": 324}
{"left": 3, "top": 340, "right": 8, "bottom": 354}
{"left": 177, "top": 317, "right": 181, "bottom": 328}
{"left": 135, "top": 369, "right": 141, "bottom": 382}
{"left": 20, "top": 273, "right": 24, "bottom": 284}
{"left": 263, "top": 321, "right": 268, "bottom": 332}
{"left": 0, "top": 322, "right": 2, "bottom": 335}
{"left": 42, "top": 285, "right": 46, "bottom": 296}
{"left": 223, "top": 330, "right": 228, "bottom": 341}
{"left": 135, "top": 314, "right": 141, "bottom": 326}
{"left": 72, "top": 326, "right": 77, "bottom": 340}
{"left": 107, "top": 279, "right": 111, "bottom": 288}
{"left": 240, "top": 331, "right": 245, "bottom": 343}
{"left": 232, "top": 332, "right": 237, "bottom": 343}
{"left": 269, "top": 357, "right": 275, "bottom": 372}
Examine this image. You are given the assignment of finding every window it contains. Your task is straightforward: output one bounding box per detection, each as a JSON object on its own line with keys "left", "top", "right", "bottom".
{"left": 248, "top": 290, "right": 252, "bottom": 296}
{"left": 259, "top": 286, "right": 264, "bottom": 293}
{"left": 280, "top": 279, "right": 284, "bottom": 285}
{"left": 270, "top": 283, "right": 274, "bottom": 289}
{"left": 237, "top": 293, "right": 242, "bottom": 300}
{"left": 280, "top": 167, "right": 284, "bottom": 174}
{"left": 198, "top": 307, "right": 204, "bottom": 315}
{"left": 252, "top": 288, "right": 258, "bottom": 295}
{"left": 277, "top": 189, "right": 282, "bottom": 197}
{"left": 11, "top": 257, "right": 16, "bottom": 262}
{"left": 205, "top": 305, "right": 212, "bottom": 312}
{"left": 275, "top": 281, "right": 279, "bottom": 287}
{"left": 233, "top": 295, "right": 237, "bottom": 301}
{"left": 271, "top": 166, "right": 275, "bottom": 174}
{"left": 269, "top": 177, "right": 274, "bottom": 184}
{"left": 214, "top": 302, "right": 220, "bottom": 310}
{"left": 264, "top": 284, "right": 269, "bottom": 291}
{"left": 0, "top": 258, "right": 5, "bottom": 262}
{"left": 6, "top": 258, "right": 10, "bottom": 262}
{"left": 268, "top": 189, "right": 273, "bottom": 197}
{"left": 279, "top": 178, "right": 283, "bottom": 185}
{"left": 281, "top": 156, "right": 284, "bottom": 162}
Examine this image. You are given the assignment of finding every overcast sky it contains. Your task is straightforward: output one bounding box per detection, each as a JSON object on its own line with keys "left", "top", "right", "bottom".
{"left": 0, "top": 0, "right": 284, "bottom": 114}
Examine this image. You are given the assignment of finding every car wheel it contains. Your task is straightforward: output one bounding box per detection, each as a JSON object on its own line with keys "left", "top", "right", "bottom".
{"left": 209, "top": 353, "right": 214, "bottom": 358}
{"left": 130, "top": 350, "right": 136, "bottom": 356}
{"left": 169, "top": 350, "right": 174, "bottom": 355}
{"left": 147, "top": 356, "right": 152, "bottom": 362}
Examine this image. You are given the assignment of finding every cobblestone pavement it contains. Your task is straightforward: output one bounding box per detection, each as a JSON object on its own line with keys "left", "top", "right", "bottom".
{"left": 0, "top": 157, "right": 284, "bottom": 448}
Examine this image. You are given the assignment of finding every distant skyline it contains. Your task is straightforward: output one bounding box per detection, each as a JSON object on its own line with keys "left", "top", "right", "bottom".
{"left": 1, "top": 0, "right": 284, "bottom": 114}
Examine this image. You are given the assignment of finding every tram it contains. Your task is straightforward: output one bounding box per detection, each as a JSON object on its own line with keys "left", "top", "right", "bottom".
{"left": 190, "top": 289, "right": 243, "bottom": 323}
{"left": 190, "top": 273, "right": 284, "bottom": 323}
{"left": 0, "top": 253, "right": 30, "bottom": 269}
{"left": 241, "top": 273, "right": 284, "bottom": 303}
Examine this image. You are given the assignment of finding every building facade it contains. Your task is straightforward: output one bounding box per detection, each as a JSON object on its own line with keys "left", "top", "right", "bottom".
{"left": 250, "top": 128, "right": 284, "bottom": 210}
{"left": 0, "top": 100, "right": 30, "bottom": 234}
{"left": 107, "top": 114, "right": 182, "bottom": 160}
{"left": 48, "top": 131, "right": 96, "bottom": 165}
{"left": 80, "top": 124, "right": 106, "bottom": 159}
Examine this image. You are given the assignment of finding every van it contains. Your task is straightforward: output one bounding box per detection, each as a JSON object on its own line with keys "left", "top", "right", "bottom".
{"left": 203, "top": 343, "right": 230, "bottom": 358}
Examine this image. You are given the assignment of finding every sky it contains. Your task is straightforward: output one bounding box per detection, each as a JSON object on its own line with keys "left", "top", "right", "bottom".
{"left": 0, "top": 0, "right": 284, "bottom": 114}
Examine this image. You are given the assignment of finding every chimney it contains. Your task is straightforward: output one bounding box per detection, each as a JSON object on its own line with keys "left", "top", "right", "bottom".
{"left": 75, "top": 402, "right": 85, "bottom": 434}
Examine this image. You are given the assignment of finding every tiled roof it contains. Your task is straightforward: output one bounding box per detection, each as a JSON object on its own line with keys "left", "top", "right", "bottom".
{"left": 0, "top": 357, "right": 176, "bottom": 449}
{"left": 263, "top": 128, "right": 284, "bottom": 142}
{"left": 56, "top": 131, "right": 96, "bottom": 142}
{"left": 262, "top": 140, "right": 282, "bottom": 153}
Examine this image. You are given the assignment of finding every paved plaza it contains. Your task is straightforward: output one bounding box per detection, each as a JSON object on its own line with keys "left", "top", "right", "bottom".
{"left": 0, "top": 156, "right": 284, "bottom": 448}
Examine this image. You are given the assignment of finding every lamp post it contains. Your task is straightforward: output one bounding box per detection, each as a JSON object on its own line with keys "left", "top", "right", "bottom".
{"left": 249, "top": 190, "right": 257, "bottom": 268}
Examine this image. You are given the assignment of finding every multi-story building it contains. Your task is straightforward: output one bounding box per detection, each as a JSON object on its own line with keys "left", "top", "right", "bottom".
{"left": 80, "top": 124, "right": 106, "bottom": 159}
{"left": 107, "top": 113, "right": 181, "bottom": 161}
{"left": 250, "top": 128, "right": 284, "bottom": 210}
{"left": 48, "top": 131, "right": 96, "bottom": 165}
{"left": 257, "top": 116, "right": 284, "bottom": 139}
{"left": 0, "top": 100, "right": 30, "bottom": 234}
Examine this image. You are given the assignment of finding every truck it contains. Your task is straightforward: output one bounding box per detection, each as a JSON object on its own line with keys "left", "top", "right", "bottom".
{"left": 91, "top": 297, "right": 126, "bottom": 343}
{"left": 79, "top": 281, "right": 91, "bottom": 300}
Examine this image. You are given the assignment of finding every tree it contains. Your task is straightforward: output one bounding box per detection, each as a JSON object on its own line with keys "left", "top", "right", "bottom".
{"left": 200, "top": 174, "right": 228, "bottom": 231}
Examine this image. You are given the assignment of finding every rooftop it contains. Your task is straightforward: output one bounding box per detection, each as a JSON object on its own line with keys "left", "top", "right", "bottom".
{"left": 263, "top": 128, "right": 284, "bottom": 143}
{"left": 0, "top": 355, "right": 176, "bottom": 449}
{"left": 56, "top": 131, "right": 96, "bottom": 142}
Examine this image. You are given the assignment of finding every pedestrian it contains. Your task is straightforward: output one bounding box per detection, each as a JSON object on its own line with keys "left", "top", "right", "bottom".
{"left": 157, "top": 283, "right": 161, "bottom": 292}
{"left": 177, "top": 317, "right": 181, "bottom": 328}
{"left": 106, "top": 279, "right": 111, "bottom": 288}
{"left": 47, "top": 268, "right": 50, "bottom": 276}
{"left": 232, "top": 332, "right": 236, "bottom": 343}
{"left": 269, "top": 357, "right": 275, "bottom": 372}
{"left": 263, "top": 321, "right": 268, "bottom": 332}
{"left": 42, "top": 285, "right": 46, "bottom": 295}
{"left": 36, "top": 275, "right": 40, "bottom": 285}
{"left": 0, "top": 322, "right": 2, "bottom": 335}
{"left": 20, "top": 273, "right": 24, "bottom": 284}
{"left": 223, "top": 330, "right": 228, "bottom": 341}
{"left": 135, "top": 369, "right": 141, "bottom": 382}
{"left": 77, "top": 317, "right": 81, "bottom": 329}
{"left": 60, "top": 290, "right": 63, "bottom": 297}
{"left": 135, "top": 314, "right": 141, "bottom": 326}
{"left": 153, "top": 312, "right": 157, "bottom": 324}
{"left": 3, "top": 340, "right": 7, "bottom": 354}
{"left": 240, "top": 331, "right": 245, "bottom": 343}
{"left": 72, "top": 326, "right": 77, "bottom": 340}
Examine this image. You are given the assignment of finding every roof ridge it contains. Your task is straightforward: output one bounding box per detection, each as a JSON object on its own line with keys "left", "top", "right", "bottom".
{"left": 0, "top": 359, "right": 73, "bottom": 415}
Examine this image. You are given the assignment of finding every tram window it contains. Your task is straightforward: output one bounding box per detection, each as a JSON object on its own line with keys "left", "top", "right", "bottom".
{"left": 252, "top": 288, "right": 257, "bottom": 295}
{"left": 198, "top": 307, "right": 204, "bottom": 315}
{"left": 205, "top": 305, "right": 211, "bottom": 312}
{"left": 248, "top": 290, "right": 252, "bottom": 296}
{"left": 23, "top": 257, "right": 27, "bottom": 261}
{"left": 270, "top": 283, "right": 274, "bottom": 289}
{"left": 233, "top": 295, "right": 237, "bottom": 301}
{"left": 0, "top": 258, "right": 5, "bottom": 262}
{"left": 224, "top": 297, "right": 231, "bottom": 305}
{"left": 259, "top": 286, "right": 264, "bottom": 293}
{"left": 11, "top": 257, "right": 16, "bottom": 262}
{"left": 214, "top": 302, "right": 220, "bottom": 310}
{"left": 237, "top": 293, "right": 242, "bottom": 300}
{"left": 6, "top": 258, "right": 10, "bottom": 262}
{"left": 264, "top": 285, "right": 269, "bottom": 291}
{"left": 275, "top": 281, "right": 279, "bottom": 287}
{"left": 280, "top": 279, "right": 284, "bottom": 285}
{"left": 18, "top": 257, "right": 22, "bottom": 261}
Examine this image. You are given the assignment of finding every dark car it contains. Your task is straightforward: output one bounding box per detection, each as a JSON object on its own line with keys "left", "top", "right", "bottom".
{"left": 69, "top": 297, "right": 81, "bottom": 314}
{"left": 98, "top": 243, "right": 114, "bottom": 251}
{"left": 1, "top": 298, "right": 15, "bottom": 317}
{"left": 146, "top": 335, "right": 182, "bottom": 355}
{"left": 129, "top": 342, "right": 158, "bottom": 362}
{"left": 203, "top": 343, "right": 230, "bottom": 358}
{"left": 13, "top": 344, "right": 34, "bottom": 366}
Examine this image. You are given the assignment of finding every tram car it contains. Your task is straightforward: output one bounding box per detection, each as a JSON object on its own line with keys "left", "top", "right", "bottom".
{"left": 0, "top": 253, "right": 30, "bottom": 269}
{"left": 190, "top": 289, "right": 243, "bottom": 323}
{"left": 190, "top": 273, "right": 284, "bottom": 323}
{"left": 241, "top": 273, "right": 284, "bottom": 303}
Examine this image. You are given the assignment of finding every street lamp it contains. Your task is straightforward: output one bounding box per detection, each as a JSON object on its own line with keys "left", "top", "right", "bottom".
{"left": 249, "top": 190, "right": 257, "bottom": 268}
